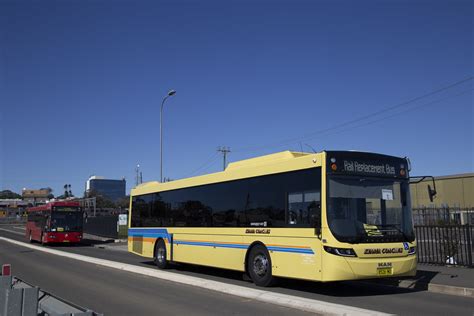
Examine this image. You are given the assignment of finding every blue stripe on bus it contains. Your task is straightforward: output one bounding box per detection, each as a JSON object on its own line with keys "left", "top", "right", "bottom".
{"left": 128, "top": 228, "right": 314, "bottom": 255}
{"left": 128, "top": 228, "right": 171, "bottom": 241}
{"left": 267, "top": 246, "right": 314, "bottom": 254}
{"left": 174, "top": 240, "right": 249, "bottom": 249}
{"left": 174, "top": 240, "right": 314, "bottom": 254}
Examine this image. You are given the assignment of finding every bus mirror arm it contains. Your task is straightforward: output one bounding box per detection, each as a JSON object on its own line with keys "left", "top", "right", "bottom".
{"left": 409, "top": 176, "right": 437, "bottom": 202}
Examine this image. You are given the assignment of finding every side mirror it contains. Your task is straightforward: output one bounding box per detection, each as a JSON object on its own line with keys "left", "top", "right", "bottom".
{"left": 428, "top": 184, "right": 437, "bottom": 202}
{"left": 410, "top": 175, "right": 437, "bottom": 203}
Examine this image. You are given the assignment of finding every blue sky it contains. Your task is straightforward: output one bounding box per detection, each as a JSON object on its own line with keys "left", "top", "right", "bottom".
{"left": 1, "top": 0, "right": 473, "bottom": 196}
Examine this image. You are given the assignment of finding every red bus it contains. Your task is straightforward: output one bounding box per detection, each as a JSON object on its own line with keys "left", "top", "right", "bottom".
{"left": 26, "top": 201, "right": 84, "bottom": 244}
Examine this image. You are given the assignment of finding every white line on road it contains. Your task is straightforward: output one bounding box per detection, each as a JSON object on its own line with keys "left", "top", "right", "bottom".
{"left": 0, "top": 236, "right": 391, "bottom": 316}
{"left": 0, "top": 227, "right": 24, "bottom": 236}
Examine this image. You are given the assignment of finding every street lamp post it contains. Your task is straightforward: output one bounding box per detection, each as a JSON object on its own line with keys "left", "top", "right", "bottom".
{"left": 160, "top": 89, "right": 176, "bottom": 182}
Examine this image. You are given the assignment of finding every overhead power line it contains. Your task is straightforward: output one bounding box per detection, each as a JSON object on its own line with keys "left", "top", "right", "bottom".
{"left": 314, "top": 88, "right": 473, "bottom": 140}
{"left": 233, "top": 76, "right": 473, "bottom": 153}
{"left": 179, "top": 77, "right": 473, "bottom": 181}
{"left": 184, "top": 152, "right": 220, "bottom": 178}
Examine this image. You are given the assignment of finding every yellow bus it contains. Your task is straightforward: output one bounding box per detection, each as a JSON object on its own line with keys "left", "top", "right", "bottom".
{"left": 128, "top": 150, "right": 418, "bottom": 286}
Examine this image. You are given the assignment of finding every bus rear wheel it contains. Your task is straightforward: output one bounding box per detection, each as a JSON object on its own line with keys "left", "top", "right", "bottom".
{"left": 247, "top": 244, "right": 275, "bottom": 287}
{"left": 154, "top": 239, "right": 168, "bottom": 269}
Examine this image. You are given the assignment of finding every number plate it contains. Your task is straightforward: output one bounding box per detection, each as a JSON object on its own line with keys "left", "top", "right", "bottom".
{"left": 377, "top": 268, "right": 393, "bottom": 276}
{"left": 63, "top": 240, "right": 70, "bottom": 243}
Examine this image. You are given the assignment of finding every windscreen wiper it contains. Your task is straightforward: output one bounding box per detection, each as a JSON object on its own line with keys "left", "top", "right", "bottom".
{"left": 375, "top": 224, "right": 410, "bottom": 242}
{"left": 348, "top": 234, "right": 366, "bottom": 244}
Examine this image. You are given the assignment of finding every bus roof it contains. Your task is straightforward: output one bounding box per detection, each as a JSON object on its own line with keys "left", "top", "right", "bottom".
{"left": 27, "top": 201, "right": 81, "bottom": 212}
{"left": 132, "top": 151, "right": 321, "bottom": 196}
{"left": 131, "top": 150, "right": 407, "bottom": 196}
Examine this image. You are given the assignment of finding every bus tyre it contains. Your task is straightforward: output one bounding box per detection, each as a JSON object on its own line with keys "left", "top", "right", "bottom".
{"left": 154, "top": 239, "right": 168, "bottom": 269}
{"left": 247, "top": 244, "right": 275, "bottom": 287}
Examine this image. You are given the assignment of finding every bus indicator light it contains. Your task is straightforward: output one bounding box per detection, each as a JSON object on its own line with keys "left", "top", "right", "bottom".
{"left": 331, "top": 163, "right": 337, "bottom": 171}
{"left": 400, "top": 169, "right": 406, "bottom": 176}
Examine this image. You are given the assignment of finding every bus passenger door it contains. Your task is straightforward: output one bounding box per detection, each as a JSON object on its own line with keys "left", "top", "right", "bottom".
{"left": 286, "top": 190, "right": 323, "bottom": 281}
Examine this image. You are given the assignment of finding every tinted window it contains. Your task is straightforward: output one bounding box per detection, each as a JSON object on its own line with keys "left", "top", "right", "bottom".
{"left": 131, "top": 167, "right": 321, "bottom": 228}
{"left": 288, "top": 191, "right": 320, "bottom": 226}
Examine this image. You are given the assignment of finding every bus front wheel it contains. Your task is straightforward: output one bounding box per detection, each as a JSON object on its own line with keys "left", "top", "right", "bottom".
{"left": 247, "top": 244, "right": 275, "bottom": 287}
{"left": 154, "top": 239, "right": 168, "bottom": 269}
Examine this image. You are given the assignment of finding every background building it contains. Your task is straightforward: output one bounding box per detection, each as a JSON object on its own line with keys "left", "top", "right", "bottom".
{"left": 21, "top": 188, "right": 51, "bottom": 205}
{"left": 86, "top": 176, "right": 126, "bottom": 202}
{"left": 410, "top": 173, "right": 473, "bottom": 224}
{"left": 410, "top": 173, "right": 473, "bottom": 208}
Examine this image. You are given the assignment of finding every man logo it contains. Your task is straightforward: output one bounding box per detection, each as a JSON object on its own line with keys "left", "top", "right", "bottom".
{"left": 403, "top": 242, "right": 409, "bottom": 250}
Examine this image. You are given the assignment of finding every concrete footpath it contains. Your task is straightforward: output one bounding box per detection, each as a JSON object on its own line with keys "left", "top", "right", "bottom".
{"left": 362, "top": 264, "right": 473, "bottom": 298}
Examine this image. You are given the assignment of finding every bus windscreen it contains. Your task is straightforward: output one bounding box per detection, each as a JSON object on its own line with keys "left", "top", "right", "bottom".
{"left": 50, "top": 211, "right": 83, "bottom": 232}
{"left": 327, "top": 176, "right": 414, "bottom": 243}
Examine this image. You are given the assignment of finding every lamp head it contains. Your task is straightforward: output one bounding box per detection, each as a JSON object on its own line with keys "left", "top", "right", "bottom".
{"left": 168, "top": 90, "right": 176, "bottom": 96}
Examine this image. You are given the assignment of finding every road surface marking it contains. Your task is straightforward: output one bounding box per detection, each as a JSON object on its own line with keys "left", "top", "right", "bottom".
{"left": 0, "top": 227, "right": 24, "bottom": 236}
{"left": 0, "top": 236, "right": 390, "bottom": 316}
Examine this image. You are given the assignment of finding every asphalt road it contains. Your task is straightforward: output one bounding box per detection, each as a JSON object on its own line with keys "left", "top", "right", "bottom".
{"left": 1, "top": 225, "right": 473, "bottom": 315}
{"left": 0, "top": 238, "right": 315, "bottom": 316}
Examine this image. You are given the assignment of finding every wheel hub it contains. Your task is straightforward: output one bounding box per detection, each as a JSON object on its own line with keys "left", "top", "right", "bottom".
{"left": 157, "top": 248, "right": 165, "bottom": 263}
{"left": 253, "top": 254, "right": 268, "bottom": 276}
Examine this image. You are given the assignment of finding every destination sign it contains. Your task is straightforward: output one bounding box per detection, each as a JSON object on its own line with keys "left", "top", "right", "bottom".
{"left": 53, "top": 207, "right": 81, "bottom": 212}
{"left": 327, "top": 151, "right": 408, "bottom": 178}
{"left": 343, "top": 160, "right": 396, "bottom": 176}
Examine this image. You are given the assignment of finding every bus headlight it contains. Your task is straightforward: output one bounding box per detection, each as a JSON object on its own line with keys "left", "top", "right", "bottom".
{"left": 324, "top": 246, "right": 357, "bottom": 257}
{"left": 408, "top": 246, "right": 416, "bottom": 255}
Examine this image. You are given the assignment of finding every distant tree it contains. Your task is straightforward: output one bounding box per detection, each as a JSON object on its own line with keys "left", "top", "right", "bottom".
{"left": 87, "top": 190, "right": 116, "bottom": 208}
{"left": 40, "top": 187, "right": 54, "bottom": 199}
{"left": 0, "top": 190, "right": 22, "bottom": 199}
{"left": 117, "top": 196, "right": 130, "bottom": 209}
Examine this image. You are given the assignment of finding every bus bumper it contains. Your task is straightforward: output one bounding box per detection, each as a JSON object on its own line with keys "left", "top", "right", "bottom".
{"left": 322, "top": 254, "right": 417, "bottom": 281}
{"left": 44, "top": 232, "right": 82, "bottom": 243}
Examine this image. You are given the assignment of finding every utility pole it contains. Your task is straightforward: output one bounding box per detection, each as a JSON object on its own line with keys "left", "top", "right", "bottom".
{"left": 217, "top": 146, "right": 231, "bottom": 170}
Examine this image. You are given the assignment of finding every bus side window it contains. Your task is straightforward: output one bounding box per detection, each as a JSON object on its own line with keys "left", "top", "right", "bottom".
{"left": 288, "top": 191, "right": 320, "bottom": 226}
{"left": 288, "top": 192, "right": 303, "bottom": 225}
